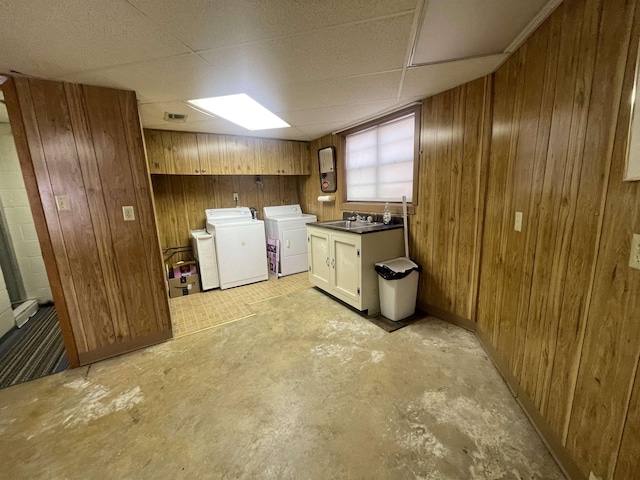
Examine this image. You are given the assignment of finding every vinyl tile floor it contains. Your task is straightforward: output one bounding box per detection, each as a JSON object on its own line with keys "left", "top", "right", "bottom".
{"left": 169, "top": 272, "right": 313, "bottom": 337}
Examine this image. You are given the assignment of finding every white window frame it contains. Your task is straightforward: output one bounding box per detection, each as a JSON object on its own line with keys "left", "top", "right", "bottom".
{"left": 340, "top": 104, "right": 420, "bottom": 213}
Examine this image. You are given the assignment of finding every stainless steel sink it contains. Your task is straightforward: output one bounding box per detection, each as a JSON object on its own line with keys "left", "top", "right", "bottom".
{"left": 321, "top": 220, "right": 376, "bottom": 228}
{"left": 314, "top": 219, "right": 387, "bottom": 233}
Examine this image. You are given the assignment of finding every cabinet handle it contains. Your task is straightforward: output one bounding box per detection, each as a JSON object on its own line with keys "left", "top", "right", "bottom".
{"left": 201, "top": 169, "right": 206, "bottom": 173}
{"left": 195, "top": 169, "right": 200, "bottom": 173}
{"left": 331, "top": 259, "right": 335, "bottom": 269}
{"left": 326, "top": 257, "right": 329, "bottom": 266}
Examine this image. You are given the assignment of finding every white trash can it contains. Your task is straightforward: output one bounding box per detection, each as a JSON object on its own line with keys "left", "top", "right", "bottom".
{"left": 375, "top": 257, "right": 420, "bottom": 321}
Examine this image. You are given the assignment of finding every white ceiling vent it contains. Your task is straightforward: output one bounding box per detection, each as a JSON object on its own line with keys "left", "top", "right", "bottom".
{"left": 164, "top": 112, "right": 188, "bottom": 123}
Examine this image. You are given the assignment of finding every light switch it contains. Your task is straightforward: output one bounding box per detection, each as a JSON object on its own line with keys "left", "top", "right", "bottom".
{"left": 122, "top": 206, "right": 135, "bottom": 221}
{"left": 630, "top": 234, "right": 640, "bottom": 270}
{"left": 55, "top": 195, "right": 70, "bottom": 211}
{"left": 514, "top": 211, "right": 523, "bottom": 232}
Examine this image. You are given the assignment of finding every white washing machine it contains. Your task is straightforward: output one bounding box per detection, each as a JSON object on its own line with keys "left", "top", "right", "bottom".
{"left": 263, "top": 204, "right": 317, "bottom": 277}
{"left": 191, "top": 229, "right": 219, "bottom": 290}
{"left": 205, "top": 207, "right": 268, "bottom": 289}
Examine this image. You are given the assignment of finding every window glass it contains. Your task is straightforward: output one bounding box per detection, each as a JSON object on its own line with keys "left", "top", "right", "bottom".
{"left": 345, "top": 113, "right": 416, "bottom": 202}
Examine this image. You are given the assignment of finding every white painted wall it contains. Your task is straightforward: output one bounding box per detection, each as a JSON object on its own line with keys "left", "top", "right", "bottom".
{"left": 0, "top": 124, "right": 52, "bottom": 304}
{"left": 0, "top": 262, "right": 14, "bottom": 338}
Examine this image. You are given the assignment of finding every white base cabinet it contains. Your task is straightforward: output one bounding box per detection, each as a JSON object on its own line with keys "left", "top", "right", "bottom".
{"left": 307, "top": 226, "right": 404, "bottom": 315}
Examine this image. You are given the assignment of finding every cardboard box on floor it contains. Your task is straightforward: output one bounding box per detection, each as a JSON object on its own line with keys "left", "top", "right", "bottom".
{"left": 167, "top": 274, "right": 201, "bottom": 298}
{"left": 172, "top": 260, "right": 197, "bottom": 279}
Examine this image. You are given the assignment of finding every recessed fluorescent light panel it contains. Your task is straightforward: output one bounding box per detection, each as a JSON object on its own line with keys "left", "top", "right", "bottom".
{"left": 187, "top": 94, "right": 289, "bottom": 131}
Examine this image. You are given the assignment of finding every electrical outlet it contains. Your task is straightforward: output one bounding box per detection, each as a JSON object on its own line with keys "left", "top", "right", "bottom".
{"left": 514, "top": 211, "right": 523, "bottom": 232}
{"left": 122, "top": 205, "right": 135, "bottom": 221}
{"left": 233, "top": 192, "right": 239, "bottom": 201}
{"left": 55, "top": 195, "right": 70, "bottom": 211}
{"left": 630, "top": 233, "right": 640, "bottom": 270}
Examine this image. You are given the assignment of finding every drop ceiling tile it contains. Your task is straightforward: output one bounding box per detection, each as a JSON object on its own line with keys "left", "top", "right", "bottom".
{"left": 401, "top": 54, "right": 508, "bottom": 99}
{"left": 412, "top": 0, "right": 550, "bottom": 64}
{"left": 280, "top": 100, "right": 401, "bottom": 127}
{"left": 0, "top": 0, "right": 189, "bottom": 79}
{"left": 145, "top": 119, "right": 311, "bottom": 141}
{"left": 129, "top": 0, "right": 418, "bottom": 51}
{"left": 244, "top": 71, "right": 403, "bottom": 113}
{"left": 62, "top": 54, "right": 241, "bottom": 104}
{"left": 199, "top": 14, "right": 414, "bottom": 87}
{"left": 296, "top": 122, "right": 348, "bottom": 140}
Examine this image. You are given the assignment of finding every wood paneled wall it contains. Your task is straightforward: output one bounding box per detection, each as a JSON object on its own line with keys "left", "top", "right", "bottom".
{"left": 299, "top": 1, "right": 640, "bottom": 477}
{"left": 152, "top": 175, "right": 301, "bottom": 250}
{"left": 4, "top": 77, "right": 172, "bottom": 366}
{"left": 298, "top": 84, "right": 490, "bottom": 323}
{"left": 413, "top": 77, "right": 491, "bottom": 322}
{"left": 474, "top": 0, "right": 640, "bottom": 477}
{"left": 297, "top": 134, "right": 344, "bottom": 222}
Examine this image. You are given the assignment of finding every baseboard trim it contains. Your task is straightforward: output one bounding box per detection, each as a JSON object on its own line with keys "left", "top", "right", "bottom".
{"left": 420, "top": 302, "right": 477, "bottom": 332}
{"left": 78, "top": 329, "right": 173, "bottom": 365}
{"left": 474, "top": 326, "right": 585, "bottom": 480}
{"left": 475, "top": 327, "right": 519, "bottom": 396}
{"left": 427, "top": 310, "right": 586, "bottom": 480}
{"left": 14, "top": 299, "right": 39, "bottom": 328}
{"left": 515, "top": 385, "right": 586, "bottom": 480}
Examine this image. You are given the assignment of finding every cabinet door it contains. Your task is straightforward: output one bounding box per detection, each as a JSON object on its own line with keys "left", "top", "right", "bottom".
{"left": 255, "top": 137, "right": 281, "bottom": 174}
{"left": 292, "top": 141, "right": 311, "bottom": 175}
{"left": 308, "top": 229, "right": 331, "bottom": 288}
{"left": 331, "top": 233, "right": 361, "bottom": 304}
{"left": 169, "top": 132, "right": 200, "bottom": 175}
{"left": 196, "top": 133, "right": 224, "bottom": 174}
{"left": 256, "top": 138, "right": 308, "bottom": 175}
{"left": 144, "top": 129, "right": 165, "bottom": 174}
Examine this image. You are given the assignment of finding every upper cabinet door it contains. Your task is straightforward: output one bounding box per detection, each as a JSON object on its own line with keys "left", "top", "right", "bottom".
{"left": 168, "top": 132, "right": 200, "bottom": 175}
{"left": 144, "top": 130, "right": 166, "bottom": 174}
{"left": 196, "top": 133, "right": 224, "bottom": 174}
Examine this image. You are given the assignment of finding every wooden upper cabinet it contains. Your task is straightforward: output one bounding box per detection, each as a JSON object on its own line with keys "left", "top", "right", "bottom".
{"left": 257, "top": 138, "right": 310, "bottom": 175}
{"left": 195, "top": 133, "right": 224, "bottom": 174}
{"left": 145, "top": 129, "right": 165, "bottom": 174}
{"left": 144, "top": 130, "right": 200, "bottom": 175}
{"left": 145, "top": 129, "right": 310, "bottom": 176}
{"left": 169, "top": 132, "right": 200, "bottom": 175}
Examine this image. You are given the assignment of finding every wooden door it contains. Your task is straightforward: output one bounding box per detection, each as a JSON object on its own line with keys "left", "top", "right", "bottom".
{"left": 4, "top": 77, "right": 172, "bottom": 366}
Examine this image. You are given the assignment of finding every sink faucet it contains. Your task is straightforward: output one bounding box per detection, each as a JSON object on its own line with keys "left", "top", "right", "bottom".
{"left": 348, "top": 211, "right": 357, "bottom": 221}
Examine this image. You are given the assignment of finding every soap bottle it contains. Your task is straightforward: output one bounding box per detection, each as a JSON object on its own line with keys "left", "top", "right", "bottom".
{"left": 383, "top": 202, "right": 391, "bottom": 225}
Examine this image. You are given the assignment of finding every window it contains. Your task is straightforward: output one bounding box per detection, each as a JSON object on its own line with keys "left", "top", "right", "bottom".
{"left": 343, "top": 105, "right": 420, "bottom": 206}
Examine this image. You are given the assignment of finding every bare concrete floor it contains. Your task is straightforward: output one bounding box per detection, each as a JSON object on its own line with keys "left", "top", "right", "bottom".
{"left": 0, "top": 288, "right": 564, "bottom": 479}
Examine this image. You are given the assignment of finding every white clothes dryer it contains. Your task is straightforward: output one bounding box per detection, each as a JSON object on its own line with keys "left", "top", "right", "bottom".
{"left": 205, "top": 207, "right": 268, "bottom": 289}
{"left": 263, "top": 204, "right": 317, "bottom": 277}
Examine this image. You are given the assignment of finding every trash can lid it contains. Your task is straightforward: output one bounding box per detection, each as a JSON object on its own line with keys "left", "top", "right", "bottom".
{"left": 375, "top": 257, "right": 419, "bottom": 274}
